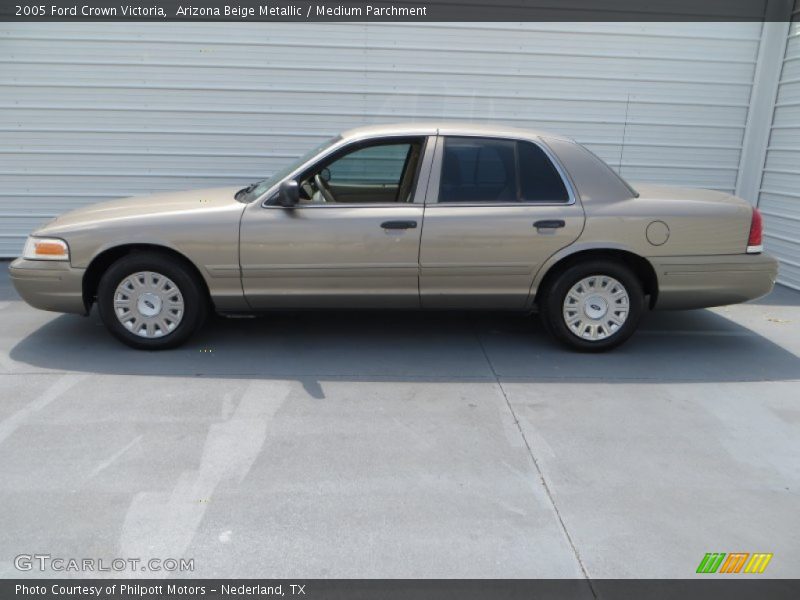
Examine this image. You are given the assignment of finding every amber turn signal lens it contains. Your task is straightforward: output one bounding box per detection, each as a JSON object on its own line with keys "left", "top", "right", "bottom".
{"left": 23, "top": 237, "right": 69, "bottom": 261}
{"left": 34, "top": 241, "right": 68, "bottom": 256}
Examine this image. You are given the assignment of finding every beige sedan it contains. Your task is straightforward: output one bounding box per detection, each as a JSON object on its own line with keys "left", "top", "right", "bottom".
{"left": 10, "top": 123, "right": 778, "bottom": 351}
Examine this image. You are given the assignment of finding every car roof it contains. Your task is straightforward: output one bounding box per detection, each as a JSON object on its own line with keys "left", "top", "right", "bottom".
{"left": 340, "top": 122, "right": 574, "bottom": 143}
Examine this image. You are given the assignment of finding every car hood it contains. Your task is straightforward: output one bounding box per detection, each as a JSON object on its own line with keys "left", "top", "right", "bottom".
{"left": 37, "top": 186, "right": 243, "bottom": 233}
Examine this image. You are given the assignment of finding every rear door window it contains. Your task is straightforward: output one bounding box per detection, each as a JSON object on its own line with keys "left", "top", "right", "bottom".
{"left": 438, "top": 137, "right": 569, "bottom": 203}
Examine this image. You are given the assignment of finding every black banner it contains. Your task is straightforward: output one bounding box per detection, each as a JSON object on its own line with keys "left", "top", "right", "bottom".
{"left": 4, "top": 579, "right": 800, "bottom": 600}
{"left": 0, "top": 0, "right": 796, "bottom": 22}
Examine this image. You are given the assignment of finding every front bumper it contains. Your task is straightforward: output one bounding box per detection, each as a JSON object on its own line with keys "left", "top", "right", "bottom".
{"left": 651, "top": 253, "right": 779, "bottom": 310}
{"left": 9, "top": 258, "right": 87, "bottom": 314}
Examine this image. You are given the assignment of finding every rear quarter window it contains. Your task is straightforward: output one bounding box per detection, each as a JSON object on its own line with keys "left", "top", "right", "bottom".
{"left": 518, "top": 141, "right": 569, "bottom": 202}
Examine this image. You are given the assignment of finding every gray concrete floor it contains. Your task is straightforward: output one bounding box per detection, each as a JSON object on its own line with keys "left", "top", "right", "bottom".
{"left": 0, "top": 267, "right": 798, "bottom": 579}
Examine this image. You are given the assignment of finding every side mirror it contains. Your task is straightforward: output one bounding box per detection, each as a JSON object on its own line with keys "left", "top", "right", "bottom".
{"left": 278, "top": 180, "right": 299, "bottom": 207}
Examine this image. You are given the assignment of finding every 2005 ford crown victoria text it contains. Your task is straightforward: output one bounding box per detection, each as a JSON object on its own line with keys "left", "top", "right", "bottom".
{"left": 9, "top": 123, "right": 778, "bottom": 351}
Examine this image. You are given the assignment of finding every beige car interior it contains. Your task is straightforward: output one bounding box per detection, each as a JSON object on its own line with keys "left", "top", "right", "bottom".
{"left": 298, "top": 139, "right": 423, "bottom": 204}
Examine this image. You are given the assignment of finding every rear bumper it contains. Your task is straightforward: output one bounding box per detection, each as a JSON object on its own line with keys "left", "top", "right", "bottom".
{"left": 8, "top": 258, "right": 87, "bottom": 314}
{"left": 651, "top": 253, "right": 778, "bottom": 310}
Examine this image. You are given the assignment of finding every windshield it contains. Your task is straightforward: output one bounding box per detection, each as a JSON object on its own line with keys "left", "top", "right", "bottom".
{"left": 236, "top": 135, "right": 341, "bottom": 202}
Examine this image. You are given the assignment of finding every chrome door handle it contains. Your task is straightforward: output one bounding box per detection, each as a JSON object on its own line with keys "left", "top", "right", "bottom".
{"left": 381, "top": 220, "right": 418, "bottom": 230}
{"left": 533, "top": 219, "right": 566, "bottom": 229}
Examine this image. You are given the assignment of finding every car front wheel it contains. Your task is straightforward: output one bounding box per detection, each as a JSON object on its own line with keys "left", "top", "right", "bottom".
{"left": 540, "top": 260, "right": 644, "bottom": 352}
{"left": 97, "top": 252, "right": 208, "bottom": 350}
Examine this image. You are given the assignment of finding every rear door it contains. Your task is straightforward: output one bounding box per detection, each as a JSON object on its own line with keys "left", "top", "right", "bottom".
{"left": 419, "top": 135, "right": 585, "bottom": 308}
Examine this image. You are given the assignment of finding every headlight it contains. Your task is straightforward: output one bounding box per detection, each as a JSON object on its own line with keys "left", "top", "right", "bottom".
{"left": 22, "top": 236, "right": 70, "bottom": 261}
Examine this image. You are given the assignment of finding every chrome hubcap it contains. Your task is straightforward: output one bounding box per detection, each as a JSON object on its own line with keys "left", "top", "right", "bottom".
{"left": 562, "top": 275, "right": 629, "bottom": 341}
{"left": 113, "top": 271, "right": 184, "bottom": 338}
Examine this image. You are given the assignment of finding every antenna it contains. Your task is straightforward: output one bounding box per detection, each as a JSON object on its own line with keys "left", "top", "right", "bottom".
{"left": 618, "top": 94, "right": 631, "bottom": 177}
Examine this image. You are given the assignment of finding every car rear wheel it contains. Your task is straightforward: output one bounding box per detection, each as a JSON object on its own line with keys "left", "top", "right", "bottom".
{"left": 540, "top": 260, "right": 644, "bottom": 352}
{"left": 97, "top": 252, "right": 208, "bottom": 350}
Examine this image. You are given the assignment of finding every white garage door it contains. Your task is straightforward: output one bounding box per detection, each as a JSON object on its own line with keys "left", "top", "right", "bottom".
{"left": 0, "top": 22, "right": 763, "bottom": 256}
{"left": 759, "top": 5, "right": 800, "bottom": 290}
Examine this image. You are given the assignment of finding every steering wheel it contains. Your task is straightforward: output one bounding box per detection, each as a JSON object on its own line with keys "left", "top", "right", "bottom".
{"left": 314, "top": 171, "right": 336, "bottom": 203}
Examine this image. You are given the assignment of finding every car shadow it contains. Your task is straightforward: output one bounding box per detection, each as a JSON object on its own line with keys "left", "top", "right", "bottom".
{"left": 9, "top": 302, "right": 800, "bottom": 395}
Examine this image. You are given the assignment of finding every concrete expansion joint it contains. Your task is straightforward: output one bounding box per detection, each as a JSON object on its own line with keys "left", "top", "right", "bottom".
{"left": 473, "top": 329, "right": 597, "bottom": 597}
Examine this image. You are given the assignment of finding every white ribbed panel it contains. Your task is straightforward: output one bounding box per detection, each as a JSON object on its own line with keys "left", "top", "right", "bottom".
{"left": 0, "top": 22, "right": 763, "bottom": 256}
{"left": 758, "top": 3, "right": 800, "bottom": 289}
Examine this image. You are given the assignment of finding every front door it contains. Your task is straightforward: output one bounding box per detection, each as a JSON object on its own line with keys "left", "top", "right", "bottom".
{"left": 240, "top": 136, "right": 430, "bottom": 309}
{"left": 419, "top": 135, "right": 585, "bottom": 308}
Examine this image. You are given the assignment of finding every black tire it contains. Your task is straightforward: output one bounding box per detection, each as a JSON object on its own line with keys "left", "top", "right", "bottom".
{"left": 97, "top": 251, "right": 208, "bottom": 350}
{"left": 539, "top": 260, "right": 644, "bottom": 352}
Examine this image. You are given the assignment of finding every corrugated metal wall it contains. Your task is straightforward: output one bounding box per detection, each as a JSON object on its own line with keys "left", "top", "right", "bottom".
{"left": 0, "top": 22, "right": 764, "bottom": 256}
{"left": 759, "top": 4, "right": 800, "bottom": 290}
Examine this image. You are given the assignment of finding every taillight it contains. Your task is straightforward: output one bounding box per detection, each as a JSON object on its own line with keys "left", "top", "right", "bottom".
{"left": 747, "top": 207, "right": 763, "bottom": 254}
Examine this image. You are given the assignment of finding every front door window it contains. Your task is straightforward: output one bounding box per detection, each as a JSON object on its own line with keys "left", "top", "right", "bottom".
{"left": 297, "top": 139, "right": 424, "bottom": 204}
